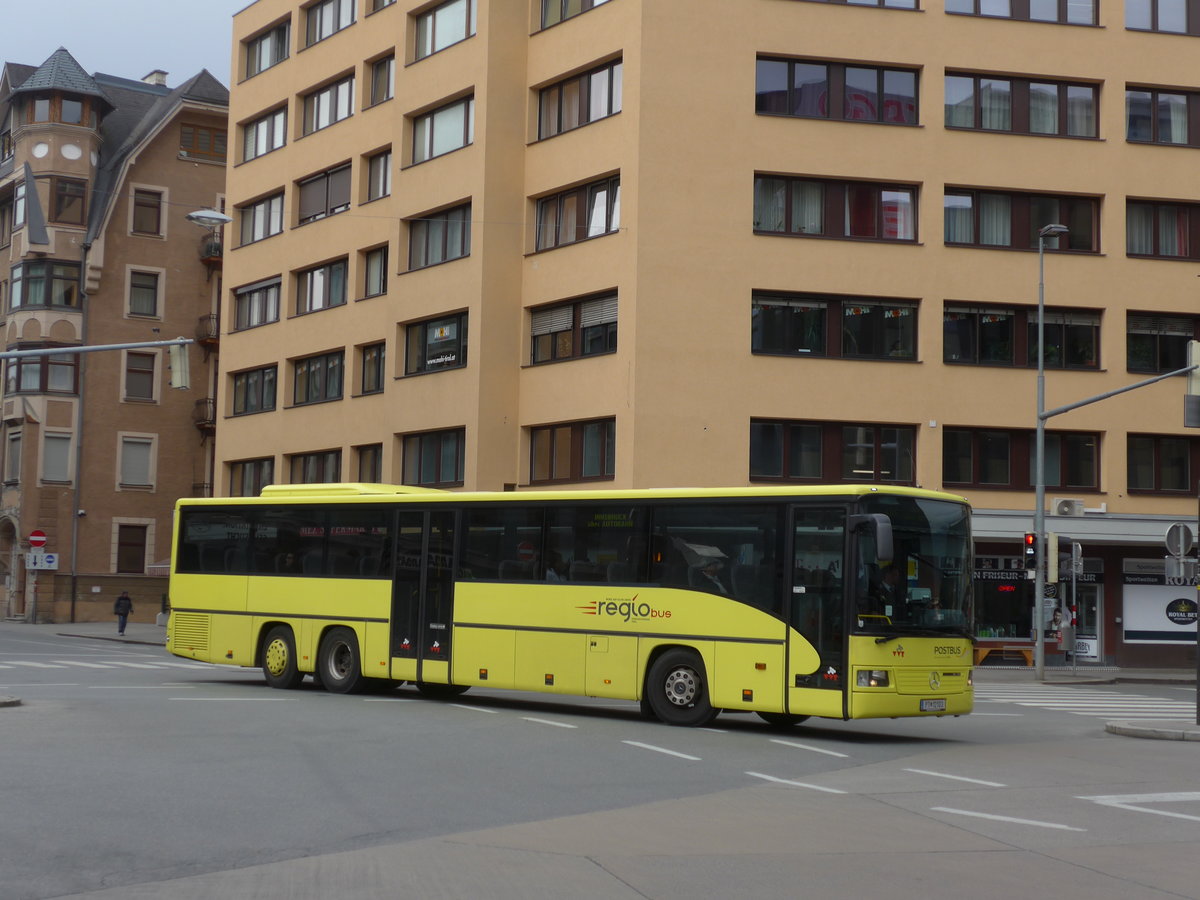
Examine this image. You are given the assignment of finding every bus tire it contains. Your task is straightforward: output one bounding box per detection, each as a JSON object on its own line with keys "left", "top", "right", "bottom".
{"left": 415, "top": 681, "right": 470, "bottom": 698}
{"left": 318, "top": 627, "right": 368, "bottom": 694}
{"left": 757, "top": 712, "right": 810, "bottom": 728}
{"left": 645, "top": 649, "right": 717, "bottom": 727}
{"left": 261, "top": 626, "right": 304, "bottom": 690}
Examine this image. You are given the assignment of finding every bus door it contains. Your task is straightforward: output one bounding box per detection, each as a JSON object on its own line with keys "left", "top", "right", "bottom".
{"left": 390, "top": 509, "right": 457, "bottom": 684}
{"left": 786, "top": 506, "right": 847, "bottom": 719}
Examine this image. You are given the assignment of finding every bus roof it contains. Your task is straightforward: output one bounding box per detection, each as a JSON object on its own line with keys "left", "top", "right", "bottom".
{"left": 178, "top": 483, "right": 970, "bottom": 508}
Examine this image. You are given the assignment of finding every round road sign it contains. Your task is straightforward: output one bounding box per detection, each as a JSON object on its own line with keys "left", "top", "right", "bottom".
{"left": 1165, "top": 522, "right": 1194, "bottom": 558}
{"left": 28, "top": 530, "right": 46, "bottom": 548}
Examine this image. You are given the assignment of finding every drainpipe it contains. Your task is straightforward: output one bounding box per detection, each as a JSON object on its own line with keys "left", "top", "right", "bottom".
{"left": 68, "top": 240, "right": 91, "bottom": 623}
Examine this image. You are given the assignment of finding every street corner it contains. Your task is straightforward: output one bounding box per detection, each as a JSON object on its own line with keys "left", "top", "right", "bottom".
{"left": 1105, "top": 719, "right": 1200, "bottom": 741}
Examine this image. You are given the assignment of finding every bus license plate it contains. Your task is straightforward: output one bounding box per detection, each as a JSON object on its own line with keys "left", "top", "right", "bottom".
{"left": 920, "top": 699, "right": 947, "bottom": 712}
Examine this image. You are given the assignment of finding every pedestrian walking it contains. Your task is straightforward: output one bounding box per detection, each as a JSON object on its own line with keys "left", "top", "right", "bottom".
{"left": 114, "top": 591, "right": 133, "bottom": 636}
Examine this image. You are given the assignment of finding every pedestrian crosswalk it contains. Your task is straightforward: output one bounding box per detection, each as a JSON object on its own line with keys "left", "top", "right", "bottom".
{"left": 975, "top": 684, "right": 1196, "bottom": 720}
{"left": 0, "top": 658, "right": 213, "bottom": 670}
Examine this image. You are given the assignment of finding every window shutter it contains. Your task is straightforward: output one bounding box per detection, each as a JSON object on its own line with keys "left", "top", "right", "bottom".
{"left": 298, "top": 176, "right": 326, "bottom": 221}
{"left": 531, "top": 305, "right": 574, "bottom": 335}
{"left": 580, "top": 295, "right": 618, "bottom": 327}
{"left": 328, "top": 165, "right": 351, "bottom": 211}
{"left": 121, "top": 438, "right": 152, "bottom": 485}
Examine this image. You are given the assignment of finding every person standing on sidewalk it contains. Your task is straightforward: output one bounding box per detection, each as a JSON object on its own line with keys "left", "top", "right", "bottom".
{"left": 113, "top": 592, "right": 133, "bottom": 636}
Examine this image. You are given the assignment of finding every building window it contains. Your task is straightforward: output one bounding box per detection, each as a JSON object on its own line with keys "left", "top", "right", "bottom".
{"left": 1127, "top": 87, "right": 1198, "bottom": 145}
{"left": 531, "top": 293, "right": 617, "bottom": 363}
{"left": 298, "top": 164, "right": 351, "bottom": 224}
{"left": 42, "top": 433, "right": 71, "bottom": 483}
{"left": 947, "top": 0, "right": 1095, "bottom": 25}
{"left": 406, "top": 312, "right": 467, "bottom": 374}
{"left": 756, "top": 58, "right": 917, "bottom": 125}
{"left": 754, "top": 176, "right": 915, "bottom": 241}
{"left": 302, "top": 75, "right": 354, "bottom": 134}
{"left": 415, "top": 0, "right": 477, "bottom": 59}
{"left": 119, "top": 437, "right": 154, "bottom": 486}
{"left": 234, "top": 279, "right": 281, "bottom": 330}
{"left": 367, "top": 150, "right": 391, "bottom": 201}
{"left": 1129, "top": 434, "right": 1194, "bottom": 492}
{"left": 539, "top": 58, "right": 623, "bottom": 139}
{"left": 945, "top": 74, "right": 1096, "bottom": 137}
{"left": 944, "top": 304, "right": 1099, "bottom": 369}
{"left": 403, "top": 429, "right": 464, "bottom": 486}
{"left": 50, "top": 177, "right": 86, "bottom": 225}
{"left": 373, "top": 0, "right": 397, "bottom": 9}
{"left": 409, "top": 203, "right": 471, "bottom": 268}
{"left": 364, "top": 246, "right": 388, "bottom": 297}
{"left": 357, "top": 443, "right": 383, "bottom": 481}
{"left": 5, "top": 349, "right": 77, "bottom": 394}
{"left": 305, "top": 0, "right": 355, "bottom": 46}
{"left": 293, "top": 351, "right": 344, "bottom": 405}
{"left": 750, "top": 420, "right": 915, "bottom": 484}
{"left": 944, "top": 428, "right": 1098, "bottom": 489}
{"left": 536, "top": 175, "right": 621, "bottom": 250}
{"left": 9, "top": 261, "right": 79, "bottom": 309}
{"left": 180, "top": 126, "right": 227, "bottom": 162}
{"left": 129, "top": 271, "right": 159, "bottom": 317}
{"left": 116, "top": 524, "right": 148, "bottom": 573}
{"left": 541, "top": 0, "right": 610, "bottom": 28}
{"left": 1127, "top": 200, "right": 1200, "bottom": 259}
{"left": 4, "top": 432, "right": 20, "bottom": 484}
{"left": 243, "top": 108, "right": 287, "bottom": 161}
{"left": 412, "top": 96, "right": 474, "bottom": 163}
{"left": 232, "top": 365, "right": 277, "bottom": 415}
{"left": 944, "top": 190, "right": 1097, "bottom": 251}
{"left": 131, "top": 189, "right": 163, "bottom": 234}
{"left": 296, "top": 259, "right": 348, "bottom": 313}
{"left": 1128, "top": 314, "right": 1197, "bottom": 373}
{"left": 231, "top": 457, "right": 274, "bottom": 496}
{"left": 239, "top": 193, "right": 284, "bottom": 245}
{"left": 752, "top": 292, "right": 917, "bottom": 360}
{"left": 370, "top": 55, "right": 394, "bottom": 105}
{"left": 1127, "top": 0, "right": 1191, "bottom": 32}
{"left": 13, "top": 182, "right": 25, "bottom": 228}
{"left": 125, "top": 353, "right": 156, "bottom": 401}
{"left": 290, "top": 449, "right": 342, "bottom": 483}
{"left": 361, "top": 343, "right": 385, "bottom": 393}
{"left": 530, "top": 418, "right": 615, "bottom": 483}
{"left": 246, "top": 22, "right": 290, "bottom": 77}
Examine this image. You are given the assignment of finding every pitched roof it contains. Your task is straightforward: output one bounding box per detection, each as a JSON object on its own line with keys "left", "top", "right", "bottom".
{"left": 10, "top": 47, "right": 108, "bottom": 106}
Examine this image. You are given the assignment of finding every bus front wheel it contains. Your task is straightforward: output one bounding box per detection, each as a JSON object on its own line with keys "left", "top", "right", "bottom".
{"left": 318, "top": 627, "right": 368, "bottom": 694}
{"left": 262, "top": 626, "right": 304, "bottom": 690}
{"left": 646, "top": 649, "right": 717, "bottom": 727}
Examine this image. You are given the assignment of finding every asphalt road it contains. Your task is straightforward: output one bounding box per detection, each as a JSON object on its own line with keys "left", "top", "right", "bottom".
{"left": 1, "top": 626, "right": 1197, "bottom": 900}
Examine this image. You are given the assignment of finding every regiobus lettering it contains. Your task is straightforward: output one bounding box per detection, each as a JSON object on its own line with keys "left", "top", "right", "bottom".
{"left": 577, "top": 597, "right": 672, "bottom": 622}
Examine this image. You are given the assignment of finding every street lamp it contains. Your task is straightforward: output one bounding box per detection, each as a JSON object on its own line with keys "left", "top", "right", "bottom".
{"left": 185, "top": 209, "right": 232, "bottom": 228}
{"left": 1034, "top": 222, "right": 1068, "bottom": 680}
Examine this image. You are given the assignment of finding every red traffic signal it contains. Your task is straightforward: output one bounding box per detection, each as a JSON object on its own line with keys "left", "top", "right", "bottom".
{"left": 1023, "top": 532, "right": 1037, "bottom": 569}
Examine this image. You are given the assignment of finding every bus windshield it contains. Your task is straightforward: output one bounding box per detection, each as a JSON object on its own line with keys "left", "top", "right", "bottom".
{"left": 852, "top": 495, "right": 972, "bottom": 638}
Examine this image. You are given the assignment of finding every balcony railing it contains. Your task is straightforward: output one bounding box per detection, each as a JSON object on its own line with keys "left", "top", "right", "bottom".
{"left": 196, "top": 314, "right": 219, "bottom": 344}
{"left": 193, "top": 397, "right": 216, "bottom": 431}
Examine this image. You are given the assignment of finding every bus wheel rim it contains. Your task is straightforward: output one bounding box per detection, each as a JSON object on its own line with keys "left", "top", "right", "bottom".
{"left": 330, "top": 642, "right": 352, "bottom": 679}
{"left": 265, "top": 639, "right": 289, "bottom": 676}
{"left": 664, "top": 667, "right": 698, "bottom": 706}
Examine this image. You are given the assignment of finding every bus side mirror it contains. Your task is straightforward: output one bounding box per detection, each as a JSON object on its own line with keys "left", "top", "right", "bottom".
{"left": 848, "top": 513, "right": 893, "bottom": 564}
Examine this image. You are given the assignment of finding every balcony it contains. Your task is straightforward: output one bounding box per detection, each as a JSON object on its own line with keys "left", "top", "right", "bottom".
{"left": 199, "top": 235, "right": 222, "bottom": 266}
{"left": 193, "top": 397, "right": 216, "bottom": 434}
{"left": 196, "top": 314, "right": 219, "bottom": 349}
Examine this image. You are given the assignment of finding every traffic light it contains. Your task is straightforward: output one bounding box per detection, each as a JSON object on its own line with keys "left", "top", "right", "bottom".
{"left": 168, "top": 340, "right": 190, "bottom": 390}
{"left": 1023, "top": 532, "right": 1037, "bottom": 570}
{"left": 1047, "top": 533, "right": 1072, "bottom": 582}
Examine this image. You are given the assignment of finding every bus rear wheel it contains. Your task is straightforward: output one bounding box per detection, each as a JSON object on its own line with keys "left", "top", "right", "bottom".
{"left": 318, "top": 627, "right": 368, "bottom": 694}
{"left": 646, "top": 649, "right": 717, "bottom": 727}
{"left": 262, "top": 626, "right": 304, "bottom": 690}
{"left": 757, "top": 712, "right": 810, "bottom": 728}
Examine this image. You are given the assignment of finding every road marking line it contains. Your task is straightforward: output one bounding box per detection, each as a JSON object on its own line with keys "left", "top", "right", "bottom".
{"left": 931, "top": 807, "right": 1085, "bottom": 831}
{"left": 53, "top": 660, "right": 111, "bottom": 668}
{"left": 697, "top": 727, "right": 728, "bottom": 733}
{"left": 745, "top": 771, "right": 846, "bottom": 793}
{"left": 88, "top": 685, "right": 191, "bottom": 690}
{"left": 522, "top": 716, "right": 578, "bottom": 728}
{"left": 770, "top": 739, "right": 850, "bottom": 758}
{"left": 0, "top": 683, "right": 79, "bottom": 687}
{"left": 972, "top": 713, "right": 1024, "bottom": 716}
{"left": 904, "top": 768, "right": 1006, "bottom": 787}
{"left": 169, "top": 697, "right": 299, "bottom": 701}
{"left": 451, "top": 703, "right": 498, "bottom": 713}
{"left": 623, "top": 740, "right": 700, "bottom": 760}
{"left": 106, "top": 662, "right": 161, "bottom": 669}
{"left": 6, "top": 661, "right": 68, "bottom": 668}
{"left": 1079, "top": 792, "right": 1200, "bottom": 823}
{"left": 362, "top": 697, "right": 413, "bottom": 702}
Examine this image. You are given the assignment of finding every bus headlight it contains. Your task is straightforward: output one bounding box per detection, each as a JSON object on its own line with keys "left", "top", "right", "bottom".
{"left": 856, "top": 669, "right": 890, "bottom": 687}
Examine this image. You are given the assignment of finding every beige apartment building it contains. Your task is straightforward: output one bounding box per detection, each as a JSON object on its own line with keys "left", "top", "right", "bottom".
{"left": 0, "top": 50, "right": 228, "bottom": 623}
{"left": 221, "top": 0, "right": 1200, "bottom": 666}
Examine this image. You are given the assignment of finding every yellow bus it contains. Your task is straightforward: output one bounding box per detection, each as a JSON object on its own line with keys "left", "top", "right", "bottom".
{"left": 167, "top": 483, "right": 974, "bottom": 727}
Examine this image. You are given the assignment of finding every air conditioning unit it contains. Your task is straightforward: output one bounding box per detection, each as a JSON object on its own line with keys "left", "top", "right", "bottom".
{"left": 1052, "top": 498, "right": 1085, "bottom": 517}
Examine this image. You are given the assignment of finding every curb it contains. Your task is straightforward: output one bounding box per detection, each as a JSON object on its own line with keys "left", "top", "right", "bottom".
{"left": 0, "top": 695, "right": 21, "bottom": 708}
{"left": 1105, "top": 720, "right": 1200, "bottom": 741}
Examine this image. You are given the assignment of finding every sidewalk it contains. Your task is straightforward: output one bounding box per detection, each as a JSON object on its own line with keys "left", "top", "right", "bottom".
{"left": 50, "top": 619, "right": 168, "bottom": 646}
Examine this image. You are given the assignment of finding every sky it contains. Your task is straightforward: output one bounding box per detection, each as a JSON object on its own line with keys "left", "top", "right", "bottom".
{"left": 2, "top": 0, "right": 252, "bottom": 89}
